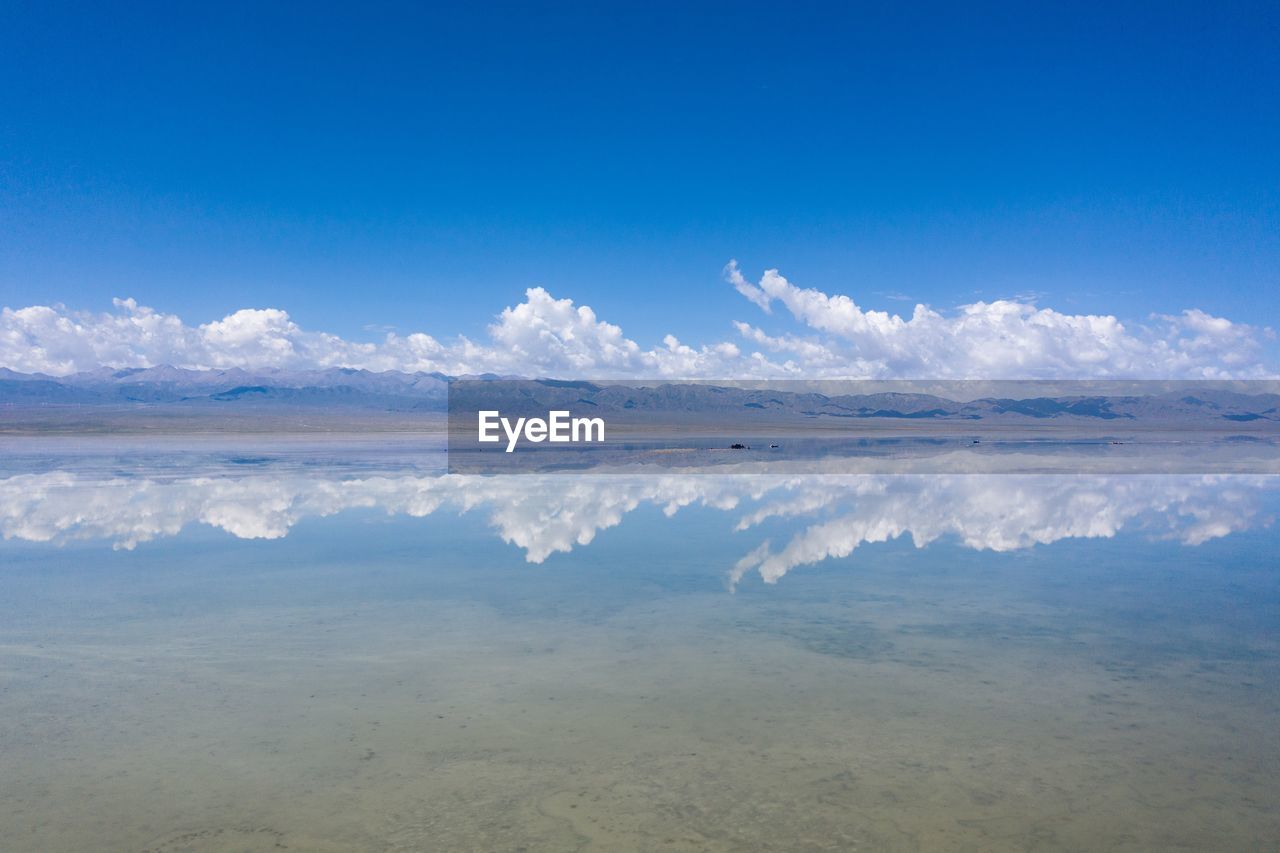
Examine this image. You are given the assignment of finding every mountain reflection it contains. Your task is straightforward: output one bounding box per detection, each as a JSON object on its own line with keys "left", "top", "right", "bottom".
{"left": 3, "top": 461, "right": 1274, "bottom": 585}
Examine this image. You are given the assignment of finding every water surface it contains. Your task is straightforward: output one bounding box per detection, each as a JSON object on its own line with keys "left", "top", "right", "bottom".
{"left": 2, "top": 440, "right": 1278, "bottom": 851}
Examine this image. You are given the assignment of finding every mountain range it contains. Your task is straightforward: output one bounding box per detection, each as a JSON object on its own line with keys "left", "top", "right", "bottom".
{"left": 3, "top": 368, "right": 1280, "bottom": 428}
{"left": 0, "top": 366, "right": 451, "bottom": 410}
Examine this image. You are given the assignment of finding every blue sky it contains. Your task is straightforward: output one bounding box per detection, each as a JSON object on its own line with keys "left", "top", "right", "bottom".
{"left": 1, "top": 1, "right": 1277, "bottom": 375}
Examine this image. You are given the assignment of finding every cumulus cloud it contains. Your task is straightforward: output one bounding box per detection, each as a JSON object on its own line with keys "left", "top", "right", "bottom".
{"left": 0, "top": 288, "right": 744, "bottom": 378}
{"left": 723, "top": 261, "right": 1274, "bottom": 379}
{"left": 1, "top": 264, "right": 1273, "bottom": 377}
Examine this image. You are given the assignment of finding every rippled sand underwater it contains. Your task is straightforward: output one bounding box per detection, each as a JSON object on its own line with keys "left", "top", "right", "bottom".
{"left": 2, "top": 443, "right": 1279, "bottom": 851}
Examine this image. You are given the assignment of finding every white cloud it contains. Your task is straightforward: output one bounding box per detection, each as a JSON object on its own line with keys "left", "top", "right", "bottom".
{"left": 724, "top": 260, "right": 773, "bottom": 313}
{"left": 1, "top": 264, "right": 1273, "bottom": 377}
{"left": 722, "top": 261, "right": 1273, "bottom": 379}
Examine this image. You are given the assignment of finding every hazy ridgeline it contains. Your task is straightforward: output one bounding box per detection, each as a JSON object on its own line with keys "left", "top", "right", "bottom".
{"left": 6, "top": 372, "right": 1280, "bottom": 435}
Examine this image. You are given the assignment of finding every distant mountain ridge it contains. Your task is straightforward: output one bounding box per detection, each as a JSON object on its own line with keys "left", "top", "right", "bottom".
{"left": 3, "top": 368, "right": 1280, "bottom": 426}
{"left": 450, "top": 380, "right": 1280, "bottom": 426}
{"left": 0, "top": 366, "right": 451, "bottom": 410}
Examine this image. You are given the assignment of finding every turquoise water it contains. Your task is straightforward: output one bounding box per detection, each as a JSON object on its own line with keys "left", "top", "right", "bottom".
{"left": 2, "top": 442, "right": 1279, "bottom": 851}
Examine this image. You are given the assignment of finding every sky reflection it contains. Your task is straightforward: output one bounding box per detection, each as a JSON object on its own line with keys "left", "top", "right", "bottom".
{"left": 4, "top": 456, "right": 1274, "bottom": 587}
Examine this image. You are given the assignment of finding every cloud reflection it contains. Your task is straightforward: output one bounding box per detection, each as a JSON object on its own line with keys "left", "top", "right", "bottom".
{"left": 2, "top": 463, "right": 1274, "bottom": 588}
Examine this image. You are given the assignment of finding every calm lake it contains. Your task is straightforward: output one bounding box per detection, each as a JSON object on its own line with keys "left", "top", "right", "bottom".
{"left": 2, "top": 438, "right": 1278, "bottom": 851}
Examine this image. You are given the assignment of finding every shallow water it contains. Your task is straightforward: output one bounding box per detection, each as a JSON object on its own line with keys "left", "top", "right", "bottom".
{"left": 2, "top": 442, "right": 1278, "bottom": 851}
